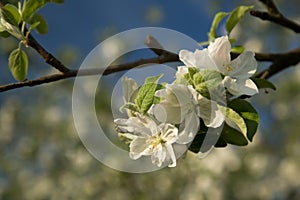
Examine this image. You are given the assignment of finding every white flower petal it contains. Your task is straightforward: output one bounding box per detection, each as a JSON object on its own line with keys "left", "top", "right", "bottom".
{"left": 230, "top": 51, "right": 257, "bottom": 78}
{"left": 152, "top": 102, "right": 182, "bottom": 124}
{"left": 165, "top": 144, "right": 177, "bottom": 167}
{"left": 179, "top": 49, "right": 217, "bottom": 70}
{"left": 160, "top": 124, "right": 178, "bottom": 144}
{"left": 179, "top": 49, "right": 197, "bottom": 67}
{"left": 208, "top": 36, "right": 231, "bottom": 71}
{"left": 153, "top": 84, "right": 198, "bottom": 124}
{"left": 175, "top": 66, "right": 188, "bottom": 80}
{"left": 223, "top": 76, "right": 259, "bottom": 96}
{"left": 114, "top": 117, "right": 154, "bottom": 136}
{"left": 122, "top": 76, "right": 138, "bottom": 103}
{"left": 197, "top": 97, "right": 225, "bottom": 128}
{"left": 129, "top": 137, "right": 151, "bottom": 159}
{"left": 151, "top": 144, "right": 166, "bottom": 167}
{"left": 193, "top": 49, "right": 218, "bottom": 70}
{"left": 177, "top": 113, "right": 199, "bottom": 144}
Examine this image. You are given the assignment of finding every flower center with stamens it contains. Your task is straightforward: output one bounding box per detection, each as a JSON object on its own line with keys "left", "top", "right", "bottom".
{"left": 225, "top": 64, "right": 232, "bottom": 73}
{"left": 147, "top": 133, "right": 165, "bottom": 149}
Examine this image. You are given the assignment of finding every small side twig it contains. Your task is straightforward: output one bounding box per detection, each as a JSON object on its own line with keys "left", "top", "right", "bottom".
{"left": 250, "top": 0, "right": 300, "bottom": 33}
{"left": 27, "top": 34, "right": 71, "bottom": 73}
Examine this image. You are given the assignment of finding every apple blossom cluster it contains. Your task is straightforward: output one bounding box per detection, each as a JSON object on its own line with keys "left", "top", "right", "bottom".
{"left": 114, "top": 36, "right": 259, "bottom": 168}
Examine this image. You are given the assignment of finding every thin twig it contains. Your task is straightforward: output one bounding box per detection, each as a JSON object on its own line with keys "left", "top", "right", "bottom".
{"left": 250, "top": 0, "right": 300, "bottom": 33}
{"left": 27, "top": 34, "right": 71, "bottom": 73}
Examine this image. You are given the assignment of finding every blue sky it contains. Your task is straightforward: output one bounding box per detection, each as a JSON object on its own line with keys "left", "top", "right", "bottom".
{"left": 39, "top": 1, "right": 218, "bottom": 55}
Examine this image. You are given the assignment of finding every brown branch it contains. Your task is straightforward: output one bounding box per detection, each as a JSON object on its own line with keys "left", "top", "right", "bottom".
{"left": 27, "top": 33, "right": 71, "bottom": 73}
{"left": 232, "top": 47, "right": 300, "bottom": 79}
{"left": 250, "top": 0, "right": 300, "bottom": 33}
{"left": 0, "top": 52, "right": 179, "bottom": 92}
{"left": 258, "top": 0, "right": 280, "bottom": 14}
{"left": 255, "top": 47, "right": 300, "bottom": 79}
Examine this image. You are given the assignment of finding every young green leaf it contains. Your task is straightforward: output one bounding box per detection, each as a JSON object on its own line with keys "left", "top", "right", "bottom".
{"left": 197, "top": 70, "right": 223, "bottom": 88}
{"left": 226, "top": 5, "right": 254, "bottom": 35}
{"left": 251, "top": 77, "right": 276, "bottom": 90}
{"left": 28, "top": 13, "right": 48, "bottom": 34}
{"left": 208, "top": 12, "right": 229, "bottom": 42}
{"left": 1, "top": 4, "right": 21, "bottom": 26}
{"left": 228, "top": 98, "right": 260, "bottom": 141}
{"left": 22, "top": 0, "right": 48, "bottom": 20}
{"left": 22, "top": 0, "right": 64, "bottom": 20}
{"left": 9, "top": 49, "right": 29, "bottom": 81}
{"left": 135, "top": 74, "right": 163, "bottom": 114}
{"left": 0, "top": 31, "right": 10, "bottom": 38}
{"left": 188, "top": 133, "right": 206, "bottom": 153}
{"left": 183, "top": 67, "right": 199, "bottom": 84}
{"left": 220, "top": 123, "right": 248, "bottom": 146}
{"left": 219, "top": 105, "right": 247, "bottom": 138}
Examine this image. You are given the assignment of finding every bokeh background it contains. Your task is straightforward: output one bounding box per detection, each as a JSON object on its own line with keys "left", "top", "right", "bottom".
{"left": 0, "top": 0, "right": 300, "bottom": 199}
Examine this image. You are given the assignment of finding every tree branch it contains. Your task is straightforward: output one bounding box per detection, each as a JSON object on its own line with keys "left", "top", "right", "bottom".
{"left": 232, "top": 47, "right": 300, "bottom": 79}
{"left": 0, "top": 52, "right": 179, "bottom": 92}
{"left": 27, "top": 34, "right": 71, "bottom": 73}
{"left": 250, "top": 0, "right": 300, "bottom": 33}
{"left": 255, "top": 47, "right": 300, "bottom": 79}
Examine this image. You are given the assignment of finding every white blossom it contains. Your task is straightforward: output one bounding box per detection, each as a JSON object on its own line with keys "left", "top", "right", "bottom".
{"left": 152, "top": 84, "right": 224, "bottom": 144}
{"left": 114, "top": 115, "right": 179, "bottom": 167}
{"left": 179, "top": 36, "right": 258, "bottom": 96}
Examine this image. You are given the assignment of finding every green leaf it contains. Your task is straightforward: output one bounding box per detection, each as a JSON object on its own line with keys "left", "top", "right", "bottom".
{"left": 228, "top": 99, "right": 260, "bottom": 141}
{"left": 22, "top": 0, "right": 49, "bottom": 20}
{"left": 22, "top": 0, "right": 64, "bottom": 20}
{"left": 192, "top": 70, "right": 222, "bottom": 96}
{"left": 219, "top": 105, "right": 247, "bottom": 138}
{"left": 197, "top": 70, "right": 223, "bottom": 88}
{"left": 208, "top": 12, "right": 229, "bottom": 42}
{"left": 182, "top": 67, "right": 199, "bottom": 85}
{"left": 214, "top": 137, "right": 228, "bottom": 148}
{"left": 9, "top": 49, "right": 28, "bottom": 81}
{"left": 231, "top": 46, "right": 245, "bottom": 54}
{"left": 188, "top": 133, "right": 206, "bottom": 153}
{"left": 226, "top": 5, "right": 254, "bottom": 35}
{"left": 0, "top": 31, "right": 10, "bottom": 38}
{"left": 28, "top": 13, "right": 48, "bottom": 34}
{"left": 220, "top": 123, "right": 248, "bottom": 146}
{"left": 135, "top": 74, "right": 163, "bottom": 114}
{"left": 0, "top": 0, "right": 19, "bottom": 7}
{"left": 251, "top": 77, "right": 276, "bottom": 90}
{"left": 1, "top": 4, "right": 21, "bottom": 26}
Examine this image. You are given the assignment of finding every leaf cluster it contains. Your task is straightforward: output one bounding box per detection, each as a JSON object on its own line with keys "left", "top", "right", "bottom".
{"left": 0, "top": 0, "right": 64, "bottom": 81}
